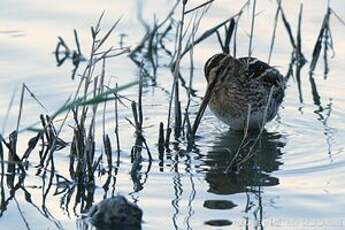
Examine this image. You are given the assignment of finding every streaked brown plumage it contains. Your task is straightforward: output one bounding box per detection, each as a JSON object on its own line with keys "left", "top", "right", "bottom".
{"left": 192, "top": 53, "right": 286, "bottom": 135}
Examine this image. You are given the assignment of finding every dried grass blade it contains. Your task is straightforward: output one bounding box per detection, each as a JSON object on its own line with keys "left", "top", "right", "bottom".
{"left": 184, "top": 0, "right": 215, "bottom": 15}
{"left": 331, "top": 8, "right": 345, "bottom": 26}
{"left": 23, "top": 84, "right": 47, "bottom": 111}
{"left": 97, "top": 17, "right": 122, "bottom": 50}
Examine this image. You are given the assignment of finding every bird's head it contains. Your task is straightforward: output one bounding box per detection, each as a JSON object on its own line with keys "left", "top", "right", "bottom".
{"left": 204, "top": 53, "right": 241, "bottom": 84}
{"left": 192, "top": 53, "right": 241, "bottom": 136}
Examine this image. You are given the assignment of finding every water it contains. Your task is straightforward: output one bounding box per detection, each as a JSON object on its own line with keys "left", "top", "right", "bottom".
{"left": 1, "top": 0, "right": 345, "bottom": 229}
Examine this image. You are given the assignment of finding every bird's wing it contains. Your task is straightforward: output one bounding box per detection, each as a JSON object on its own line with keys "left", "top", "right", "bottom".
{"left": 238, "top": 57, "right": 285, "bottom": 88}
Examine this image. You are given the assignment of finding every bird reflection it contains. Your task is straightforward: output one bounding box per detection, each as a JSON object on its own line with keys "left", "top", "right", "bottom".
{"left": 202, "top": 130, "right": 285, "bottom": 228}
{"left": 204, "top": 130, "right": 285, "bottom": 195}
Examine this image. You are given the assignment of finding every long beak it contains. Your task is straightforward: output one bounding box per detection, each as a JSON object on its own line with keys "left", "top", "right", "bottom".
{"left": 191, "top": 81, "right": 216, "bottom": 136}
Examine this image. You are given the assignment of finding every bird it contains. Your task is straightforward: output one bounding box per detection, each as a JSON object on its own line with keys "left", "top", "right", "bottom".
{"left": 192, "top": 53, "right": 286, "bottom": 135}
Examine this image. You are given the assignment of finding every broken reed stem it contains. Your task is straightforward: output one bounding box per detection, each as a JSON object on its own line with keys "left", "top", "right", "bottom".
{"left": 174, "top": 80, "right": 182, "bottom": 138}
{"left": 295, "top": 4, "right": 304, "bottom": 103}
{"left": 278, "top": 1, "right": 297, "bottom": 50}
{"left": 296, "top": 4, "right": 304, "bottom": 63}
{"left": 323, "top": 28, "right": 330, "bottom": 78}
{"left": 101, "top": 59, "right": 107, "bottom": 138}
{"left": 233, "top": 16, "right": 239, "bottom": 57}
{"left": 103, "top": 134, "right": 112, "bottom": 172}
{"left": 310, "top": 7, "right": 331, "bottom": 73}
{"left": 13, "top": 83, "right": 47, "bottom": 139}
{"left": 296, "top": 59, "right": 304, "bottom": 103}
{"left": 248, "top": 0, "right": 256, "bottom": 57}
{"left": 74, "top": 29, "right": 82, "bottom": 56}
{"left": 100, "top": 58, "right": 113, "bottom": 170}
{"left": 182, "top": 17, "right": 197, "bottom": 138}
{"left": 166, "top": 1, "right": 187, "bottom": 144}
{"left": 0, "top": 139, "right": 4, "bottom": 177}
{"left": 138, "top": 67, "right": 144, "bottom": 131}
{"left": 224, "top": 19, "right": 235, "bottom": 54}
{"left": 309, "top": 72, "right": 322, "bottom": 107}
{"left": 114, "top": 83, "right": 121, "bottom": 154}
{"left": 174, "top": 10, "right": 191, "bottom": 138}
{"left": 130, "top": 102, "right": 143, "bottom": 162}
{"left": 15, "top": 84, "right": 25, "bottom": 134}
{"left": 24, "top": 86, "right": 47, "bottom": 112}
{"left": 138, "top": 74, "right": 153, "bottom": 161}
{"left": 268, "top": 2, "right": 281, "bottom": 64}
{"left": 323, "top": 1, "right": 332, "bottom": 78}
{"left": 158, "top": 122, "right": 165, "bottom": 154}
{"left": 129, "top": 70, "right": 144, "bottom": 132}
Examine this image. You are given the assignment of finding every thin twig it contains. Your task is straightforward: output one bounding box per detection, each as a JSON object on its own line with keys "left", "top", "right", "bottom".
{"left": 184, "top": 0, "right": 215, "bottom": 15}
{"left": 268, "top": 2, "right": 281, "bottom": 64}
{"left": 224, "top": 104, "right": 252, "bottom": 173}
{"left": 248, "top": 0, "right": 257, "bottom": 57}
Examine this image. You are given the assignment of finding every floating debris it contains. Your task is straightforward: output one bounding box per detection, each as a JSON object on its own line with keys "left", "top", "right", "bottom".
{"left": 87, "top": 195, "right": 143, "bottom": 230}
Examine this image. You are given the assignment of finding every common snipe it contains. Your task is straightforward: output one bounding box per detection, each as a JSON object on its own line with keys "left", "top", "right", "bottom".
{"left": 192, "top": 53, "right": 286, "bottom": 135}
